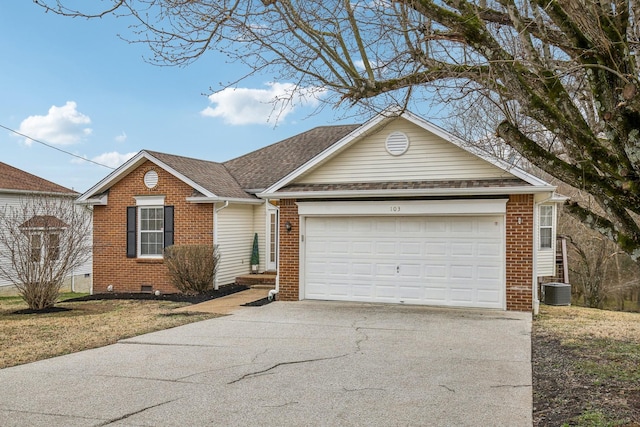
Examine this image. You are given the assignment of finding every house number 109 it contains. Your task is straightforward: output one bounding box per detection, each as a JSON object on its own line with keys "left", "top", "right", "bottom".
{"left": 390, "top": 206, "right": 401, "bottom": 212}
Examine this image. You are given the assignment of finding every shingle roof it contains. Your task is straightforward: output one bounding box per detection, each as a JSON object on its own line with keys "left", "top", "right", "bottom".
{"left": 223, "top": 124, "right": 361, "bottom": 190}
{"left": 0, "top": 162, "right": 77, "bottom": 195}
{"left": 144, "top": 150, "right": 252, "bottom": 199}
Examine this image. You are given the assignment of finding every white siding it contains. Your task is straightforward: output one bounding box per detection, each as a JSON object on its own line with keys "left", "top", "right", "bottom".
{"left": 0, "top": 192, "right": 92, "bottom": 289}
{"left": 536, "top": 203, "right": 557, "bottom": 277}
{"left": 253, "top": 202, "right": 267, "bottom": 272}
{"left": 216, "top": 204, "right": 258, "bottom": 285}
{"left": 0, "top": 193, "right": 23, "bottom": 287}
{"left": 298, "top": 118, "right": 513, "bottom": 184}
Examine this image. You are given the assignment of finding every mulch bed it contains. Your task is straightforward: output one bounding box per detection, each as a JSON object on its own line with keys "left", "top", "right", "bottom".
{"left": 62, "top": 283, "right": 249, "bottom": 305}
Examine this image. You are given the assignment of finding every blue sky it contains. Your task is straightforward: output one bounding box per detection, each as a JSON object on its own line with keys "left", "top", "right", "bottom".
{"left": 0, "top": 1, "right": 373, "bottom": 193}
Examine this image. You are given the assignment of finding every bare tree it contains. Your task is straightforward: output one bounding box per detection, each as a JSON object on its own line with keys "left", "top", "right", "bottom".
{"left": 0, "top": 197, "right": 92, "bottom": 310}
{"left": 35, "top": 0, "right": 640, "bottom": 263}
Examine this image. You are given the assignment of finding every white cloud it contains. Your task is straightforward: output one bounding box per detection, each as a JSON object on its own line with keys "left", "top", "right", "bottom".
{"left": 91, "top": 151, "right": 137, "bottom": 168}
{"left": 18, "top": 101, "right": 92, "bottom": 145}
{"left": 114, "top": 131, "right": 127, "bottom": 143}
{"left": 72, "top": 151, "right": 136, "bottom": 168}
{"left": 201, "top": 82, "right": 324, "bottom": 125}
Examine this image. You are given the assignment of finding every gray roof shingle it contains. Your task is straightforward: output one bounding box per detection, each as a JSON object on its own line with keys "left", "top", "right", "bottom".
{"left": 144, "top": 151, "right": 252, "bottom": 199}
{"left": 0, "top": 162, "right": 77, "bottom": 195}
{"left": 223, "top": 124, "right": 361, "bottom": 190}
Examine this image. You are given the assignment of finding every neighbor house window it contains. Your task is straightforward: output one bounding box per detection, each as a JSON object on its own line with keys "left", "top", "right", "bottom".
{"left": 20, "top": 215, "right": 66, "bottom": 263}
{"left": 539, "top": 205, "right": 553, "bottom": 249}
{"left": 140, "top": 206, "right": 164, "bottom": 256}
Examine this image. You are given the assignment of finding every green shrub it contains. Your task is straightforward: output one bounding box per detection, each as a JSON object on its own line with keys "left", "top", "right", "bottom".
{"left": 164, "top": 245, "right": 220, "bottom": 295}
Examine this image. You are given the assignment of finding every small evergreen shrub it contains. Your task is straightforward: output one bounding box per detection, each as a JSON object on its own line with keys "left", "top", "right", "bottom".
{"left": 164, "top": 245, "right": 220, "bottom": 295}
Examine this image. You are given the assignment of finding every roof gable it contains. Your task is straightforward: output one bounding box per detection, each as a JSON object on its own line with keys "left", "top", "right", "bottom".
{"left": 296, "top": 117, "right": 514, "bottom": 184}
{"left": 77, "top": 150, "right": 252, "bottom": 203}
{"left": 0, "top": 162, "right": 76, "bottom": 195}
{"left": 260, "top": 108, "right": 554, "bottom": 195}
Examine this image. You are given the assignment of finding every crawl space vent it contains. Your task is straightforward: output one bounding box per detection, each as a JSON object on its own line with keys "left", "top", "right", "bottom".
{"left": 385, "top": 131, "right": 410, "bottom": 156}
{"left": 140, "top": 285, "right": 153, "bottom": 293}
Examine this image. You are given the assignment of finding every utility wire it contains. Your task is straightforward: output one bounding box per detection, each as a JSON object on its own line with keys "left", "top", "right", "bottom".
{"left": 0, "top": 123, "right": 115, "bottom": 170}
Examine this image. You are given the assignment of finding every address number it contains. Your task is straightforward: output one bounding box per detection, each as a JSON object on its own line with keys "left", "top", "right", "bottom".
{"left": 390, "top": 206, "right": 401, "bottom": 212}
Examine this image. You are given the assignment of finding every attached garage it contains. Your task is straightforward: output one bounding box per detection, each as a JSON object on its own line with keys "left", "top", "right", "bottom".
{"left": 299, "top": 200, "right": 507, "bottom": 309}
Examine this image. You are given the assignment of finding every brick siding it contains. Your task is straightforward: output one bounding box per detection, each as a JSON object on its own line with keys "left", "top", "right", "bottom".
{"left": 278, "top": 195, "right": 535, "bottom": 311}
{"left": 277, "top": 199, "right": 300, "bottom": 301}
{"left": 505, "top": 194, "right": 534, "bottom": 311}
{"left": 93, "top": 161, "right": 213, "bottom": 294}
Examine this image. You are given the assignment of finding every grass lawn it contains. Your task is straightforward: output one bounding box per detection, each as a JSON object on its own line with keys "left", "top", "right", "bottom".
{"left": 0, "top": 293, "right": 219, "bottom": 369}
{"left": 533, "top": 305, "right": 640, "bottom": 427}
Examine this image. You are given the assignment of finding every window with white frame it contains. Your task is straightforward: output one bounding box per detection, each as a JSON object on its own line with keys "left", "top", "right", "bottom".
{"left": 539, "top": 205, "right": 554, "bottom": 249}
{"left": 20, "top": 216, "right": 65, "bottom": 263}
{"left": 139, "top": 206, "right": 164, "bottom": 256}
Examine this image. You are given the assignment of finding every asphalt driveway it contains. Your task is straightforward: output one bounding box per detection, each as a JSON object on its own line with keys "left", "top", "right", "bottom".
{"left": 0, "top": 301, "right": 532, "bottom": 426}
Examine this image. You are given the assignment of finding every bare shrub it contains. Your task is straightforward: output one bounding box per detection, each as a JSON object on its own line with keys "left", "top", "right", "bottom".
{"left": 164, "top": 245, "right": 219, "bottom": 295}
{"left": 0, "top": 196, "right": 92, "bottom": 310}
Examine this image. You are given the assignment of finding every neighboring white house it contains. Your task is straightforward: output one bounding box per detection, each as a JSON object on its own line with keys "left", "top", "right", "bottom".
{"left": 0, "top": 161, "right": 92, "bottom": 296}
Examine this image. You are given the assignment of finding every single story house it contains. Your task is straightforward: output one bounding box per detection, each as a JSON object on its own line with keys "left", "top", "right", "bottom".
{"left": 77, "top": 108, "right": 564, "bottom": 311}
{"left": 0, "top": 161, "right": 92, "bottom": 296}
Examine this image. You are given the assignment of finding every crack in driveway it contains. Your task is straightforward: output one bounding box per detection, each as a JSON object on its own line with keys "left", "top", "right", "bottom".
{"left": 227, "top": 354, "right": 349, "bottom": 384}
{"left": 96, "top": 398, "right": 180, "bottom": 426}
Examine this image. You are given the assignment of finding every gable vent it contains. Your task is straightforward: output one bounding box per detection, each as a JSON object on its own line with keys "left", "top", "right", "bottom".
{"left": 144, "top": 170, "right": 159, "bottom": 189}
{"left": 385, "top": 131, "right": 410, "bottom": 156}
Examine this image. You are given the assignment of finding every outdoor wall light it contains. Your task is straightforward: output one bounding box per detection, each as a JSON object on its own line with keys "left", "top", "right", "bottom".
{"left": 285, "top": 221, "right": 292, "bottom": 233}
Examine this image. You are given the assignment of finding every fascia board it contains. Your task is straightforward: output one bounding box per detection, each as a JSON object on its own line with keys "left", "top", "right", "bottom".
{"left": 186, "top": 196, "right": 263, "bottom": 205}
{"left": 259, "top": 185, "right": 556, "bottom": 199}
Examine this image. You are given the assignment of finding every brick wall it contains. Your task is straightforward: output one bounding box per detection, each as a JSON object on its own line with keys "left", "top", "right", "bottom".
{"left": 277, "top": 199, "right": 299, "bottom": 301}
{"left": 278, "top": 195, "right": 536, "bottom": 311}
{"left": 93, "top": 161, "right": 213, "bottom": 294}
{"left": 505, "top": 194, "right": 534, "bottom": 311}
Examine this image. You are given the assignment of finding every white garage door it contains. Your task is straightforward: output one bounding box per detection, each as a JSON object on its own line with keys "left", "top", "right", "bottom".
{"left": 304, "top": 216, "right": 504, "bottom": 309}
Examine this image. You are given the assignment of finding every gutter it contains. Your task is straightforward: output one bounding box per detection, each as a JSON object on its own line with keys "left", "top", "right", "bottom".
{"left": 187, "top": 196, "right": 263, "bottom": 205}
{"left": 258, "top": 185, "right": 558, "bottom": 200}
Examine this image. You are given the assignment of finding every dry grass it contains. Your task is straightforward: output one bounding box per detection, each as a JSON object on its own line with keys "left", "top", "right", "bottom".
{"left": 534, "top": 305, "right": 640, "bottom": 426}
{"left": 536, "top": 305, "right": 640, "bottom": 344}
{"left": 0, "top": 295, "right": 219, "bottom": 369}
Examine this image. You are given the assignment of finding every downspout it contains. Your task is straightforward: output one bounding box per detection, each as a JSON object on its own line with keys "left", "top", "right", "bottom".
{"left": 213, "top": 201, "right": 229, "bottom": 290}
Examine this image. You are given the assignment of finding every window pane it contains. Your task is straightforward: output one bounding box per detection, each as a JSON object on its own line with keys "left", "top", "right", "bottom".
{"left": 540, "top": 205, "right": 553, "bottom": 226}
{"left": 47, "top": 233, "right": 60, "bottom": 260}
{"left": 30, "top": 234, "right": 41, "bottom": 262}
{"left": 139, "top": 207, "right": 164, "bottom": 256}
{"left": 540, "top": 228, "right": 552, "bottom": 249}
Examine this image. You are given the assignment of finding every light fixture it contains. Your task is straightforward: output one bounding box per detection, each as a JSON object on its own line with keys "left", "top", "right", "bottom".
{"left": 285, "top": 221, "right": 292, "bottom": 232}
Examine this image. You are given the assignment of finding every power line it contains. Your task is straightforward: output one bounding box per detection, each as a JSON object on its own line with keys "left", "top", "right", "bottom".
{"left": 0, "top": 123, "right": 115, "bottom": 170}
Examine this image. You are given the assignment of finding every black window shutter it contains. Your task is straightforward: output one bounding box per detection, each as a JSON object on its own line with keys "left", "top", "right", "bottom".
{"left": 164, "top": 206, "right": 174, "bottom": 248}
{"left": 126, "top": 206, "right": 136, "bottom": 258}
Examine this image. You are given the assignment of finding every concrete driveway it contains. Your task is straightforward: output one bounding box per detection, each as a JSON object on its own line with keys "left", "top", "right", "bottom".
{"left": 0, "top": 301, "right": 532, "bottom": 426}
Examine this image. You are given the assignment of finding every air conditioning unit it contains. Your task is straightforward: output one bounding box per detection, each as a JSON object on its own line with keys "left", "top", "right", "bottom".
{"left": 543, "top": 283, "right": 571, "bottom": 306}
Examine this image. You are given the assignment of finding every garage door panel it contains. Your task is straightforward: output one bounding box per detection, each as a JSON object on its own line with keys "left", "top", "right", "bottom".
{"left": 304, "top": 216, "right": 504, "bottom": 309}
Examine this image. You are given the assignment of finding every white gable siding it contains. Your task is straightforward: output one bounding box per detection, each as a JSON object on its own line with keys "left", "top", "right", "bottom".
{"left": 298, "top": 118, "right": 513, "bottom": 184}
{"left": 217, "top": 204, "right": 256, "bottom": 285}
